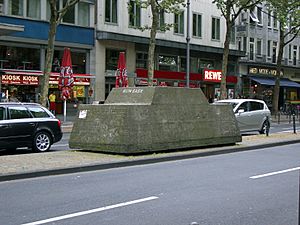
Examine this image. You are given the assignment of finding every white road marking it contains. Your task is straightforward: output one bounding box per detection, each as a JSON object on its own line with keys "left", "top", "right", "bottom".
{"left": 21, "top": 196, "right": 159, "bottom": 225}
{"left": 250, "top": 167, "right": 300, "bottom": 179}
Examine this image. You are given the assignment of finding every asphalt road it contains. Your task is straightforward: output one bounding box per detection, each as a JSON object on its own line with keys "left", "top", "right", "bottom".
{"left": 1, "top": 143, "right": 299, "bottom": 225}
{"left": 50, "top": 122, "right": 300, "bottom": 151}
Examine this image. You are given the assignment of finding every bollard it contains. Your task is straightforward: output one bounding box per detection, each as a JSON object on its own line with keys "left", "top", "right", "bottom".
{"left": 278, "top": 112, "right": 280, "bottom": 124}
{"left": 266, "top": 116, "right": 270, "bottom": 136}
{"left": 293, "top": 114, "right": 296, "bottom": 134}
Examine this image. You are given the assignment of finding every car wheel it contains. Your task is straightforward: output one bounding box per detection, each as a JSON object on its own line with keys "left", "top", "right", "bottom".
{"left": 33, "top": 131, "right": 52, "bottom": 152}
{"left": 259, "top": 120, "right": 268, "bottom": 134}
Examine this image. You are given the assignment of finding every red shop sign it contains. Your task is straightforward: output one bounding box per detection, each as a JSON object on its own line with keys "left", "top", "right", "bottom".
{"left": 203, "top": 69, "right": 222, "bottom": 82}
{"left": 1, "top": 74, "right": 39, "bottom": 85}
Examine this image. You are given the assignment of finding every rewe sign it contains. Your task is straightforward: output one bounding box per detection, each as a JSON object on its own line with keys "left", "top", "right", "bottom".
{"left": 203, "top": 69, "right": 222, "bottom": 82}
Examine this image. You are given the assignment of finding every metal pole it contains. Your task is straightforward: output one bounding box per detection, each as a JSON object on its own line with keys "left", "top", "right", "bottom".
{"left": 299, "top": 170, "right": 300, "bottom": 225}
{"left": 186, "top": 0, "right": 190, "bottom": 88}
{"left": 64, "top": 99, "right": 67, "bottom": 122}
{"left": 293, "top": 114, "right": 296, "bottom": 134}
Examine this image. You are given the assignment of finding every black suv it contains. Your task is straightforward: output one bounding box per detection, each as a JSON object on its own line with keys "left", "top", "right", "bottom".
{"left": 0, "top": 102, "right": 63, "bottom": 152}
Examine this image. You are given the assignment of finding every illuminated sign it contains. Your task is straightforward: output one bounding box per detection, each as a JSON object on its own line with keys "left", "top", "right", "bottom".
{"left": 249, "top": 67, "right": 283, "bottom": 76}
{"left": 1, "top": 74, "right": 39, "bottom": 85}
{"left": 203, "top": 69, "right": 222, "bottom": 82}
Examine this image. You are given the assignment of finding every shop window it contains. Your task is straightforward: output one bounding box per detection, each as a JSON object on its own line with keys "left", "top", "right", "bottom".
{"left": 211, "top": 17, "right": 220, "bottom": 40}
{"left": 106, "top": 49, "right": 124, "bottom": 71}
{"left": 105, "top": 0, "right": 117, "bottom": 24}
{"left": 174, "top": 11, "right": 184, "bottom": 35}
{"left": 52, "top": 50, "right": 86, "bottom": 74}
{"left": 0, "top": 45, "right": 40, "bottom": 70}
{"left": 136, "top": 52, "right": 148, "bottom": 69}
{"left": 180, "top": 57, "right": 186, "bottom": 72}
{"left": 128, "top": 0, "right": 141, "bottom": 28}
{"left": 192, "top": 13, "right": 202, "bottom": 38}
{"left": 158, "top": 55, "right": 178, "bottom": 71}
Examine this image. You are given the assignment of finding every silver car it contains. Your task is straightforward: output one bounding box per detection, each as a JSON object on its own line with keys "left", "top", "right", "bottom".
{"left": 214, "top": 99, "right": 271, "bottom": 134}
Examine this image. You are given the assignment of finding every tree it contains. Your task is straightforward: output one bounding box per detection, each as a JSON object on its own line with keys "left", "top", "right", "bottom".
{"left": 266, "top": 0, "right": 300, "bottom": 114}
{"left": 213, "top": 0, "right": 261, "bottom": 100}
{"left": 39, "top": 0, "right": 81, "bottom": 107}
{"left": 130, "top": 0, "right": 184, "bottom": 86}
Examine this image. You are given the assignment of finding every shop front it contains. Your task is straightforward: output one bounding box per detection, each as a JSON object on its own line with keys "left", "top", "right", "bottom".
{"left": 1, "top": 69, "right": 94, "bottom": 114}
{"left": 242, "top": 66, "right": 300, "bottom": 111}
{"left": 135, "top": 68, "right": 238, "bottom": 101}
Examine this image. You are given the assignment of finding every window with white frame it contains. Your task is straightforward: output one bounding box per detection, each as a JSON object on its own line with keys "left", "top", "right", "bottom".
{"left": 0, "top": 0, "right": 3, "bottom": 14}
{"left": 267, "top": 10, "right": 271, "bottom": 27}
{"left": 158, "top": 9, "right": 165, "bottom": 31}
{"left": 272, "top": 41, "right": 277, "bottom": 63}
{"left": 273, "top": 11, "right": 278, "bottom": 29}
{"left": 27, "top": 0, "right": 40, "bottom": 19}
{"left": 293, "top": 46, "right": 297, "bottom": 65}
{"left": 249, "top": 38, "right": 254, "bottom": 60}
{"left": 128, "top": 0, "right": 141, "bottom": 28}
{"left": 211, "top": 17, "right": 220, "bottom": 40}
{"left": 105, "top": 0, "right": 117, "bottom": 24}
{"left": 8, "top": 0, "right": 23, "bottom": 16}
{"left": 174, "top": 11, "right": 184, "bottom": 34}
{"left": 267, "top": 40, "right": 271, "bottom": 57}
{"left": 256, "top": 6, "right": 262, "bottom": 25}
{"left": 256, "top": 39, "right": 262, "bottom": 56}
{"left": 192, "top": 13, "right": 202, "bottom": 38}
{"left": 288, "top": 44, "right": 292, "bottom": 60}
{"left": 46, "top": 1, "right": 90, "bottom": 26}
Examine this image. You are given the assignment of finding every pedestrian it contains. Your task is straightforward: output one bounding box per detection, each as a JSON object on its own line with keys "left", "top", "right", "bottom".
{"left": 48, "top": 92, "right": 56, "bottom": 115}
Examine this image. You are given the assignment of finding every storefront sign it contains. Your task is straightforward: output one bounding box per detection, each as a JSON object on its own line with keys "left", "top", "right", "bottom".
{"left": 249, "top": 67, "right": 283, "bottom": 76}
{"left": 49, "top": 75, "right": 90, "bottom": 85}
{"left": 203, "top": 70, "right": 222, "bottom": 82}
{"left": 1, "top": 74, "right": 39, "bottom": 85}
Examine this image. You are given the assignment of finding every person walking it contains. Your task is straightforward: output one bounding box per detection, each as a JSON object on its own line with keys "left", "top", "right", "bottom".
{"left": 49, "top": 92, "right": 56, "bottom": 115}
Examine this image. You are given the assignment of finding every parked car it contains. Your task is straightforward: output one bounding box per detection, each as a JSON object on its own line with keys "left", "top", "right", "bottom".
{"left": 214, "top": 99, "right": 271, "bottom": 134}
{"left": 0, "top": 102, "right": 63, "bottom": 152}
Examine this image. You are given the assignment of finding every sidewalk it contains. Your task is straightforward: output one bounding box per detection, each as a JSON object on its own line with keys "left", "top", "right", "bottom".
{"left": 0, "top": 131, "right": 300, "bottom": 182}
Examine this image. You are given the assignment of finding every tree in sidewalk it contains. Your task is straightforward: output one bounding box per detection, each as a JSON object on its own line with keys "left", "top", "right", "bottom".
{"left": 39, "top": 0, "right": 81, "bottom": 107}
{"left": 266, "top": 0, "right": 300, "bottom": 114}
{"left": 213, "top": 0, "right": 261, "bottom": 100}
{"left": 128, "top": 0, "right": 185, "bottom": 86}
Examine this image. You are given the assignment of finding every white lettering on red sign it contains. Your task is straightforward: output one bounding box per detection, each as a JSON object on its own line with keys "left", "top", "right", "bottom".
{"left": 203, "top": 70, "right": 222, "bottom": 82}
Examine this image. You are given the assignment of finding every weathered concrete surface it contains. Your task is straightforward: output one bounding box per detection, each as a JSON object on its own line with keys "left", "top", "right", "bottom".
{"left": 69, "top": 87, "right": 241, "bottom": 153}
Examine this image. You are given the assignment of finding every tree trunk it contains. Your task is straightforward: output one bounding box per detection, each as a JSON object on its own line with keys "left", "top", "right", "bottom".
{"left": 272, "top": 27, "right": 284, "bottom": 114}
{"left": 220, "top": 19, "right": 232, "bottom": 100}
{"left": 147, "top": 0, "right": 158, "bottom": 86}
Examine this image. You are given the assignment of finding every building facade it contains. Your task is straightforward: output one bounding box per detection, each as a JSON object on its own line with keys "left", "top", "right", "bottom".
{"left": 95, "top": 0, "right": 243, "bottom": 101}
{"left": 236, "top": 2, "right": 300, "bottom": 111}
{"left": 0, "top": 0, "right": 95, "bottom": 113}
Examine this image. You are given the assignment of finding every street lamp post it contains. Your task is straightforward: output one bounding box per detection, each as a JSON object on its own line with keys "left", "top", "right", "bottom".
{"left": 186, "top": 0, "right": 190, "bottom": 88}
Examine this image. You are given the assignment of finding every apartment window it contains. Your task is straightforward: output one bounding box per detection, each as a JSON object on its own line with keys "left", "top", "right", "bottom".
{"left": 293, "top": 46, "right": 297, "bottom": 65}
{"left": 249, "top": 38, "right": 254, "bottom": 61}
{"left": 8, "top": 0, "right": 23, "bottom": 16}
{"left": 105, "top": 0, "right": 117, "bottom": 23}
{"left": 174, "top": 11, "right": 184, "bottom": 34}
{"left": 288, "top": 45, "right": 292, "bottom": 60}
{"left": 249, "top": 8, "right": 259, "bottom": 24}
{"left": 158, "top": 10, "right": 165, "bottom": 31}
{"left": 63, "top": 0, "right": 75, "bottom": 23}
{"left": 267, "top": 40, "right": 271, "bottom": 57}
{"left": 0, "top": 0, "right": 3, "bottom": 14}
{"left": 272, "top": 41, "right": 277, "bottom": 63}
{"left": 27, "top": 0, "right": 40, "bottom": 19}
{"left": 273, "top": 11, "right": 278, "bottom": 29}
{"left": 230, "top": 26, "right": 235, "bottom": 44}
{"left": 243, "top": 37, "right": 247, "bottom": 52}
{"left": 257, "top": 6, "right": 262, "bottom": 25}
{"left": 192, "top": 13, "right": 202, "bottom": 38}
{"left": 46, "top": 1, "right": 90, "bottom": 26}
{"left": 211, "top": 17, "right": 220, "bottom": 40}
{"left": 78, "top": 2, "right": 89, "bottom": 26}
{"left": 267, "top": 10, "right": 271, "bottom": 27}
{"left": 129, "top": 0, "right": 141, "bottom": 27}
{"left": 256, "top": 39, "right": 262, "bottom": 56}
